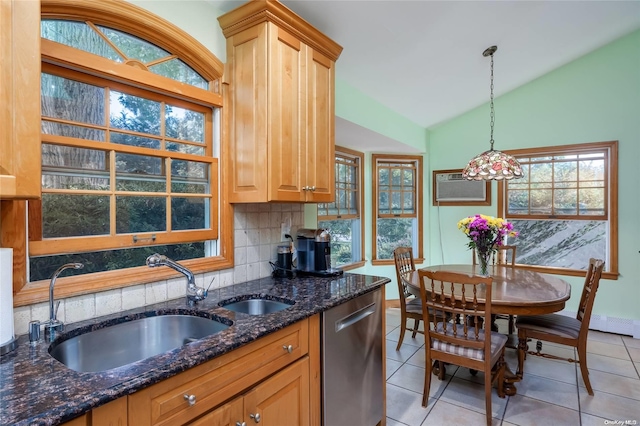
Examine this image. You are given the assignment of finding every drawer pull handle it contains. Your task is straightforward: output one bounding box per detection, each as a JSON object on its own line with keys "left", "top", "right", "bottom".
{"left": 283, "top": 344, "right": 293, "bottom": 353}
{"left": 184, "top": 394, "right": 197, "bottom": 406}
{"left": 249, "top": 413, "right": 261, "bottom": 423}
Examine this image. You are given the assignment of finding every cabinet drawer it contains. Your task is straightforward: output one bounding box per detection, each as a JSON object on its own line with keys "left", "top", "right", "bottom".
{"left": 128, "top": 319, "right": 308, "bottom": 426}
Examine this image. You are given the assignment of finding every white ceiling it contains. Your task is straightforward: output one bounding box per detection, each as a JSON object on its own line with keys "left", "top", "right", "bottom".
{"left": 214, "top": 0, "right": 640, "bottom": 150}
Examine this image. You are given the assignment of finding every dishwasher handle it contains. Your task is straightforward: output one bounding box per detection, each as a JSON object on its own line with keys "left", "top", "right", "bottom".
{"left": 335, "top": 302, "right": 376, "bottom": 333}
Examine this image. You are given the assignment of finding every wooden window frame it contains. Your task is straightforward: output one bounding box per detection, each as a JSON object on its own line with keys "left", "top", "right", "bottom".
{"left": 0, "top": 0, "right": 232, "bottom": 307}
{"left": 497, "top": 141, "right": 618, "bottom": 280}
{"left": 33, "top": 64, "right": 218, "bottom": 255}
{"left": 318, "top": 146, "right": 365, "bottom": 270}
{"left": 371, "top": 154, "right": 423, "bottom": 265}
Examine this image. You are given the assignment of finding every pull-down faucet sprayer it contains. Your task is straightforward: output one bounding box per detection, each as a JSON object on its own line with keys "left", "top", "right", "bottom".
{"left": 146, "top": 254, "right": 208, "bottom": 304}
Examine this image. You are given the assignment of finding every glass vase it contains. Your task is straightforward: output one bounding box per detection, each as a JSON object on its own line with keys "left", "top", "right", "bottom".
{"left": 477, "top": 249, "right": 491, "bottom": 275}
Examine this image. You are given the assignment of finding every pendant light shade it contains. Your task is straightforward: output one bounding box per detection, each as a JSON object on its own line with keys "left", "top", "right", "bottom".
{"left": 462, "top": 46, "right": 523, "bottom": 181}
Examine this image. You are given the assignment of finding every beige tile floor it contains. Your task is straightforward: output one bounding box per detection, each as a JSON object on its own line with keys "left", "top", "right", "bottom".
{"left": 385, "top": 308, "right": 640, "bottom": 426}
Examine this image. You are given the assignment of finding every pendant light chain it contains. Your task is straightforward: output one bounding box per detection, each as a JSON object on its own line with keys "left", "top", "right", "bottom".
{"left": 462, "top": 45, "right": 524, "bottom": 180}
{"left": 489, "top": 50, "right": 495, "bottom": 151}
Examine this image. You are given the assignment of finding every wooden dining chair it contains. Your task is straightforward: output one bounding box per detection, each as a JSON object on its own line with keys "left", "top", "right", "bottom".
{"left": 473, "top": 245, "right": 517, "bottom": 334}
{"left": 393, "top": 247, "right": 424, "bottom": 350}
{"left": 418, "top": 269, "right": 507, "bottom": 426}
{"left": 515, "top": 258, "right": 605, "bottom": 395}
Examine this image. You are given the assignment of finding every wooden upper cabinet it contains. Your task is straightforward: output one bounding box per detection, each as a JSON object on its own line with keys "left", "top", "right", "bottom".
{"left": 219, "top": 0, "right": 342, "bottom": 203}
{"left": 0, "top": 0, "right": 41, "bottom": 199}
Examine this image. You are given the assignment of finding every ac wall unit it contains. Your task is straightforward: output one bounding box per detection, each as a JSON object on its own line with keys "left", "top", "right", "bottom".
{"left": 435, "top": 172, "right": 487, "bottom": 202}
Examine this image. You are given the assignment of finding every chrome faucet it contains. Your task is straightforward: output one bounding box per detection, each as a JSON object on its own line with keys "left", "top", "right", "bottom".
{"left": 146, "top": 254, "right": 207, "bottom": 304}
{"left": 29, "top": 262, "right": 84, "bottom": 343}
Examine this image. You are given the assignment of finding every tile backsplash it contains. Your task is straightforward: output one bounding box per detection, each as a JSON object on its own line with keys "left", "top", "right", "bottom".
{"left": 12, "top": 203, "right": 304, "bottom": 336}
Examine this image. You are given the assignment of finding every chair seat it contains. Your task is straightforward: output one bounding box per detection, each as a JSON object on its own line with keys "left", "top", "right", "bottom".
{"left": 433, "top": 322, "right": 507, "bottom": 364}
{"left": 516, "top": 313, "right": 581, "bottom": 339}
{"left": 406, "top": 298, "right": 450, "bottom": 321}
{"left": 405, "top": 297, "right": 422, "bottom": 313}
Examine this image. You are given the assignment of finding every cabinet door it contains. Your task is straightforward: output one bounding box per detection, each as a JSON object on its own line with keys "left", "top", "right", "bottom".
{"left": 305, "top": 49, "right": 335, "bottom": 203}
{"left": 243, "top": 357, "right": 310, "bottom": 426}
{"left": 188, "top": 397, "right": 243, "bottom": 426}
{"left": 0, "top": 0, "right": 41, "bottom": 199}
{"left": 226, "top": 24, "right": 269, "bottom": 203}
{"left": 268, "top": 27, "right": 306, "bottom": 202}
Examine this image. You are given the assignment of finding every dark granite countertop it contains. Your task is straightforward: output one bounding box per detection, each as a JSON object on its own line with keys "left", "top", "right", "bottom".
{"left": 0, "top": 272, "right": 389, "bottom": 426}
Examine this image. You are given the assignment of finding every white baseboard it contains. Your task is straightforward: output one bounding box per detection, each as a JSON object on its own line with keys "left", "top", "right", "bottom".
{"left": 561, "top": 311, "right": 639, "bottom": 339}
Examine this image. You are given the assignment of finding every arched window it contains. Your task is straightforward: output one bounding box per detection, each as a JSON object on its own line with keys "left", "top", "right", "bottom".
{"left": 11, "top": 0, "right": 231, "bottom": 305}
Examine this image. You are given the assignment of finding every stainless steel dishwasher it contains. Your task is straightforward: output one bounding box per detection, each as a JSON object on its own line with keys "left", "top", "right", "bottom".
{"left": 322, "top": 288, "right": 383, "bottom": 426}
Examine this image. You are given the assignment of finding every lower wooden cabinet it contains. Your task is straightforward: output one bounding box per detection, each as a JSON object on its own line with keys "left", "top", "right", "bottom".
{"left": 63, "top": 317, "right": 319, "bottom": 426}
{"left": 190, "top": 357, "right": 309, "bottom": 426}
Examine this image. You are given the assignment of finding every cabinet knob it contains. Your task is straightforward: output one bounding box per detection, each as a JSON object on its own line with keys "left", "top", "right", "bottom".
{"left": 236, "top": 423, "right": 246, "bottom": 426}
{"left": 183, "top": 394, "right": 197, "bottom": 406}
{"left": 283, "top": 344, "right": 293, "bottom": 353}
{"left": 302, "top": 186, "right": 309, "bottom": 191}
{"left": 310, "top": 186, "right": 316, "bottom": 191}
{"left": 249, "top": 413, "right": 261, "bottom": 423}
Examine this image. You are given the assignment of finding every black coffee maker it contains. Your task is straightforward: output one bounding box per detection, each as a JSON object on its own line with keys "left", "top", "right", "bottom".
{"left": 296, "top": 228, "right": 343, "bottom": 277}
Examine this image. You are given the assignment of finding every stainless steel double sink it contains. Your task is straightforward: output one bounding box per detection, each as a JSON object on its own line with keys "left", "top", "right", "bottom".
{"left": 49, "top": 297, "right": 294, "bottom": 373}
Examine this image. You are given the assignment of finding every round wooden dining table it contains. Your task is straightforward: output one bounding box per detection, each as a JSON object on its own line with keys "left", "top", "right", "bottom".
{"left": 403, "top": 264, "right": 572, "bottom": 317}
{"left": 402, "top": 264, "right": 572, "bottom": 395}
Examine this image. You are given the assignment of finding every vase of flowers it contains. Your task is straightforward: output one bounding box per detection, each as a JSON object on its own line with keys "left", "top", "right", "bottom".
{"left": 457, "top": 214, "right": 517, "bottom": 275}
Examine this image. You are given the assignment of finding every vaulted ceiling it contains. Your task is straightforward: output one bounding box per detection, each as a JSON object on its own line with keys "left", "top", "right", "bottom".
{"left": 214, "top": 0, "right": 640, "bottom": 150}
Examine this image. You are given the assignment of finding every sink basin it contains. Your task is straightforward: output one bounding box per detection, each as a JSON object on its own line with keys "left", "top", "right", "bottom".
{"left": 219, "top": 297, "right": 294, "bottom": 315}
{"left": 49, "top": 314, "right": 231, "bottom": 373}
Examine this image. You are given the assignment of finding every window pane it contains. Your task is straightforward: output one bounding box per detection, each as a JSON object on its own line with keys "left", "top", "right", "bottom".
{"left": 116, "top": 196, "right": 166, "bottom": 233}
{"left": 319, "top": 219, "right": 354, "bottom": 267}
{"left": 391, "top": 169, "right": 401, "bottom": 187}
{"left": 97, "top": 26, "right": 169, "bottom": 63}
{"left": 172, "top": 197, "right": 207, "bottom": 230}
{"left": 579, "top": 158, "right": 604, "bottom": 181}
{"left": 554, "top": 161, "right": 577, "bottom": 182}
{"left": 529, "top": 163, "right": 552, "bottom": 183}
{"left": 150, "top": 59, "right": 208, "bottom": 90}
{"left": 554, "top": 189, "right": 577, "bottom": 215}
{"left": 507, "top": 219, "right": 606, "bottom": 269}
{"left": 530, "top": 189, "right": 552, "bottom": 214}
{"left": 41, "top": 121, "right": 106, "bottom": 141}
{"left": 42, "top": 144, "right": 109, "bottom": 190}
{"left": 42, "top": 194, "right": 109, "bottom": 237}
{"left": 171, "top": 160, "right": 208, "bottom": 194}
{"left": 165, "top": 105, "right": 205, "bottom": 143}
{"left": 41, "top": 20, "right": 122, "bottom": 61}
{"left": 110, "top": 91, "right": 161, "bottom": 136}
{"left": 403, "top": 192, "right": 414, "bottom": 212}
{"left": 166, "top": 142, "right": 205, "bottom": 156}
{"left": 42, "top": 73, "right": 105, "bottom": 125}
{"left": 110, "top": 132, "right": 161, "bottom": 149}
{"left": 115, "top": 153, "right": 165, "bottom": 192}
{"left": 376, "top": 218, "right": 413, "bottom": 260}
{"left": 403, "top": 168, "right": 414, "bottom": 186}
{"left": 507, "top": 189, "right": 529, "bottom": 215}
{"left": 379, "top": 168, "right": 389, "bottom": 186}
{"left": 29, "top": 243, "right": 205, "bottom": 282}
{"left": 379, "top": 192, "right": 389, "bottom": 213}
{"left": 579, "top": 188, "right": 605, "bottom": 215}
{"left": 391, "top": 192, "right": 401, "bottom": 213}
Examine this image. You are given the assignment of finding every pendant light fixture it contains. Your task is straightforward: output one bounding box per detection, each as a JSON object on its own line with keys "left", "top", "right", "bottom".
{"left": 462, "top": 46, "right": 523, "bottom": 181}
